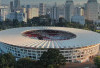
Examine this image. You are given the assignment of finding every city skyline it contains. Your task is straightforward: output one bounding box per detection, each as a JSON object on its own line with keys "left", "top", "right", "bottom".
{"left": 1, "top": 0, "right": 100, "bottom": 5}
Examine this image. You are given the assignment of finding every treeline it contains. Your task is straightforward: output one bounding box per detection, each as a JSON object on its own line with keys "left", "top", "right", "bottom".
{"left": 94, "top": 56, "right": 100, "bottom": 68}
{"left": 0, "top": 17, "right": 97, "bottom": 32}
{"left": 0, "top": 49, "right": 66, "bottom": 68}
{"left": 0, "top": 53, "right": 41, "bottom": 68}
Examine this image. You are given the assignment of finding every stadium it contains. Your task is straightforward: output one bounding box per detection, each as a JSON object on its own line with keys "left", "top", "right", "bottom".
{"left": 0, "top": 27, "right": 100, "bottom": 63}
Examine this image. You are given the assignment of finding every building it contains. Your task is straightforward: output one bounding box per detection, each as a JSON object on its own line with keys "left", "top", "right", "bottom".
{"left": 17, "top": 11, "right": 27, "bottom": 22}
{"left": 0, "top": 27, "right": 100, "bottom": 63}
{"left": 39, "top": 3, "right": 46, "bottom": 16}
{"left": 7, "top": 12, "right": 16, "bottom": 20}
{"left": 26, "top": 5, "right": 31, "bottom": 8}
{"left": 94, "top": 20, "right": 100, "bottom": 26}
{"left": 74, "top": 7, "right": 84, "bottom": 16}
{"left": 74, "top": 7, "right": 81, "bottom": 16}
{"left": 21, "top": 8, "right": 26, "bottom": 13}
{"left": 80, "top": 7, "right": 84, "bottom": 16}
{"left": 7, "top": 11, "right": 27, "bottom": 22}
{"left": 65, "top": 0, "right": 74, "bottom": 22}
{"left": 96, "top": 27, "right": 100, "bottom": 30}
{"left": 50, "top": 3, "right": 59, "bottom": 23}
{"left": 0, "top": 5, "right": 9, "bottom": 21}
{"left": 0, "top": 0, "right": 1, "bottom": 6}
{"left": 98, "top": 4, "right": 100, "bottom": 20}
{"left": 71, "top": 15, "right": 85, "bottom": 25}
{"left": 10, "top": 1, "right": 14, "bottom": 12}
{"left": 0, "top": 9, "right": 7, "bottom": 21}
{"left": 59, "top": 5, "right": 65, "bottom": 18}
{"left": 14, "top": 0, "right": 20, "bottom": 9}
{"left": 85, "top": 0, "right": 98, "bottom": 21}
{"left": 27, "top": 8, "right": 39, "bottom": 19}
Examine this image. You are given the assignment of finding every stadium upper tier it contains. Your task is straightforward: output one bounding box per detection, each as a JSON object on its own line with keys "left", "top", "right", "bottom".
{"left": 0, "top": 27, "right": 100, "bottom": 48}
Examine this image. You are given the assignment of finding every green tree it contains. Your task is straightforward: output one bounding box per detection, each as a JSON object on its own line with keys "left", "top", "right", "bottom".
{"left": 47, "top": 64, "right": 54, "bottom": 68}
{"left": 85, "top": 20, "right": 96, "bottom": 31}
{"left": 94, "top": 56, "right": 100, "bottom": 68}
{"left": 39, "top": 49, "right": 66, "bottom": 68}
{"left": 0, "top": 53, "right": 16, "bottom": 68}
{"left": 16, "top": 57, "right": 37, "bottom": 68}
{"left": 27, "top": 19, "right": 32, "bottom": 27}
{"left": 20, "top": 21, "right": 26, "bottom": 27}
{"left": 12, "top": 19, "right": 19, "bottom": 28}
{"left": 31, "top": 17, "right": 40, "bottom": 26}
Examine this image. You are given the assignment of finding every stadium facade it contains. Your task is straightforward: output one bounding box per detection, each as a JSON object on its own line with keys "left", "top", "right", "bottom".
{"left": 0, "top": 27, "right": 100, "bottom": 63}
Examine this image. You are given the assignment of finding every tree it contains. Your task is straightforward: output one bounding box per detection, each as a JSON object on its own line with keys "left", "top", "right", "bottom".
{"left": 31, "top": 17, "right": 40, "bottom": 26}
{"left": 85, "top": 20, "right": 96, "bottom": 31}
{"left": 39, "top": 49, "right": 66, "bottom": 68}
{"left": 20, "top": 21, "right": 26, "bottom": 27}
{"left": 0, "top": 53, "right": 16, "bottom": 68}
{"left": 47, "top": 65, "right": 54, "bottom": 68}
{"left": 12, "top": 19, "right": 19, "bottom": 28}
{"left": 94, "top": 56, "right": 100, "bottom": 68}
{"left": 16, "top": 57, "right": 37, "bottom": 68}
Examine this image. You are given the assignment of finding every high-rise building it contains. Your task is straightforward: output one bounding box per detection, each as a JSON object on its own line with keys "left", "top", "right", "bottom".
{"left": 39, "top": 3, "right": 46, "bottom": 16}
{"left": 59, "top": 6, "right": 65, "bottom": 18}
{"left": 17, "top": 11, "right": 27, "bottom": 22}
{"left": 74, "top": 7, "right": 84, "bottom": 16}
{"left": 7, "top": 11, "right": 27, "bottom": 22}
{"left": 50, "top": 3, "right": 59, "bottom": 23}
{"left": 98, "top": 4, "right": 100, "bottom": 19}
{"left": 7, "top": 12, "right": 16, "bottom": 20}
{"left": 71, "top": 15, "right": 85, "bottom": 25}
{"left": 0, "top": 0, "right": 1, "bottom": 6}
{"left": 10, "top": 1, "right": 14, "bottom": 12}
{"left": 27, "top": 8, "right": 39, "bottom": 19}
{"left": 0, "top": 9, "right": 6, "bottom": 21}
{"left": 26, "top": 5, "right": 31, "bottom": 8}
{"left": 85, "top": 0, "right": 98, "bottom": 21}
{"left": 88, "top": 0, "right": 97, "bottom": 2}
{"left": 21, "top": 8, "right": 26, "bottom": 13}
{"left": 14, "top": 0, "right": 20, "bottom": 9}
{"left": 0, "top": 6, "right": 9, "bottom": 21}
{"left": 65, "top": 0, "right": 74, "bottom": 22}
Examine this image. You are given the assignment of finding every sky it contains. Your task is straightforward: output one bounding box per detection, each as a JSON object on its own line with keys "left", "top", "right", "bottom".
{"left": 1, "top": 0, "right": 100, "bottom": 5}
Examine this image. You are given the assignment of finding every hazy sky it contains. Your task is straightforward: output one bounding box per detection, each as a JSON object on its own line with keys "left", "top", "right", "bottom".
{"left": 1, "top": 0, "right": 100, "bottom": 5}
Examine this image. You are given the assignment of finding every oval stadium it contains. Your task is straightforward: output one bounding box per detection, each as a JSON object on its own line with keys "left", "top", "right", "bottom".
{"left": 0, "top": 27, "right": 100, "bottom": 63}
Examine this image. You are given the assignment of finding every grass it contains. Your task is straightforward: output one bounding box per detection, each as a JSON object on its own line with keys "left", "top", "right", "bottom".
{"left": 96, "top": 30, "right": 100, "bottom": 33}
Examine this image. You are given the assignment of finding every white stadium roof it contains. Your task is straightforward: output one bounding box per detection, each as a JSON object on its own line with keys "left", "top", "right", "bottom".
{"left": 0, "top": 27, "right": 100, "bottom": 48}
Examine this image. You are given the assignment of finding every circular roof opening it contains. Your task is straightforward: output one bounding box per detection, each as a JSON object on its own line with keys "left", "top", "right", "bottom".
{"left": 22, "top": 30, "right": 76, "bottom": 41}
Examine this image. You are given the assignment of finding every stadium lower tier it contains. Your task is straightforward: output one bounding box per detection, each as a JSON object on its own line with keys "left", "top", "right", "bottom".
{"left": 0, "top": 42, "right": 99, "bottom": 63}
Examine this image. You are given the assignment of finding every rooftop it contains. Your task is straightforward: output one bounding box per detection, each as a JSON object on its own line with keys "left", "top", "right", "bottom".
{"left": 0, "top": 27, "right": 100, "bottom": 48}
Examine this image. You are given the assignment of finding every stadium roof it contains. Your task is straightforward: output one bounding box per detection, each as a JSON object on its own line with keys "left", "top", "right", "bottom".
{"left": 0, "top": 27, "right": 100, "bottom": 48}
